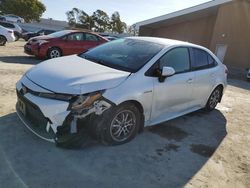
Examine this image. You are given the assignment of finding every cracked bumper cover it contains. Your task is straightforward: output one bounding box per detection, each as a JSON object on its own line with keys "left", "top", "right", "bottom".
{"left": 16, "top": 81, "right": 112, "bottom": 142}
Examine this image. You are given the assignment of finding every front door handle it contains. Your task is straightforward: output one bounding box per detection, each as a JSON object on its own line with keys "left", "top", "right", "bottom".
{"left": 186, "top": 78, "right": 194, "bottom": 83}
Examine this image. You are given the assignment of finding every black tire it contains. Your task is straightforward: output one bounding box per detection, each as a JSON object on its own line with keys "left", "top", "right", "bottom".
{"left": 0, "top": 35, "right": 7, "bottom": 46}
{"left": 94, "top": 103, "right": 142, "bottom": 145}
{"left": 48, "top": 47, "right": 62, "bottom": 59}
{"left": 205, "top": 86, "right": 223, "bottom": 111}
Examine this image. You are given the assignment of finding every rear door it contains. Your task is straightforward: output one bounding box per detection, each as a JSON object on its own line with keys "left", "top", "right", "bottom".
{"left": 190, "top": 48, "right": 219, "bottom": 106}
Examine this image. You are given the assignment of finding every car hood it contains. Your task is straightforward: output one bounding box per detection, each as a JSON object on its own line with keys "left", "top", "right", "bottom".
{"left": 29, "top": 35, "right": 54, "bottom": 42}
{"left": 25, "top": 55, "right": 131, "bottom": 95}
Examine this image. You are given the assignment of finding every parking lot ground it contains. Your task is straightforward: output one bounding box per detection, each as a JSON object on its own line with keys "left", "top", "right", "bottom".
{"left": 0, "top": 41, "right": 250, "bottom": 188}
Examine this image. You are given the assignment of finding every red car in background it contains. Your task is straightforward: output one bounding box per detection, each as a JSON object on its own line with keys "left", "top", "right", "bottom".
{"left": 24, "top": 30, "right": 108, "bottom": 59}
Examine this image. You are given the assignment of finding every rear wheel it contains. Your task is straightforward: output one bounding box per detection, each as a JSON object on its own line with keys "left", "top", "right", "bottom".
{"left": 205, "top": 87, "right": 222, "bottom": 111}
{"left": 95, "top": 103, "right": 142, "bottom": 145}
{"left": 0, "top": 35, "right": 7, "bottom": 46}
{"left": 48, "top": 47, "right": 62, "bottom": 59}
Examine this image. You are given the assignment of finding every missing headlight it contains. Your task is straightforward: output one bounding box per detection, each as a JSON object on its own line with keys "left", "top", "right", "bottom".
{"left": 38, "top": 92, "right": 73, "bottom": 101}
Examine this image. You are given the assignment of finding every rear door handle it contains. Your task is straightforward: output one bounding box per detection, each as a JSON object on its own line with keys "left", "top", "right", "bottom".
{"left": 186, "top": 78, "right": 194, "bottom": 83}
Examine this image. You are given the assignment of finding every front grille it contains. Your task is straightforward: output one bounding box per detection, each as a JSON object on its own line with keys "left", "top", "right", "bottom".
{"left": 16, "top": 89, "right": 55, "bottom": 140}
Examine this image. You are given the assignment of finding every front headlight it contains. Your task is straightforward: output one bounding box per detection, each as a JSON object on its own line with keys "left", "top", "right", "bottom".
{"left": 70, "top": 92, "right": 102, "bottom": 111}
{"left": 38, "top": 40, "right": 48, "bottom": 46}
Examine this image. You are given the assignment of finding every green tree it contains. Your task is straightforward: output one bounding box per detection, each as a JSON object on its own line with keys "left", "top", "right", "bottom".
{"left": 0, "top": 0, "right": 46, "bottom": 22}
{"left": 110, "top": 12, "right": 126, "bottom": 34}
{"left": 92, "top": 9, "right": 110, "bottom": 32}
{"left": 66, "top": 8, "right": 94, "bottom": 30}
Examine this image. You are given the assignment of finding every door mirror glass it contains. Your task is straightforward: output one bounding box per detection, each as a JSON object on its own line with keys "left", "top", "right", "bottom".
{"left": 162, "top": 66, "right": 175, "bottom": 77}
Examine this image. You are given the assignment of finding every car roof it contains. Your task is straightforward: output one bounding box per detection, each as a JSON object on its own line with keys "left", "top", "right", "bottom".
{"left": 63, "top": 29, "right": 98, "bottom": 34}
{"left": 127, "top": 36, "right": 203, "bottom": 49}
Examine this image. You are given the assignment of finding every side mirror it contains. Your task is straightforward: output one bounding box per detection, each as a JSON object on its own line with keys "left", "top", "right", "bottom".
{"left": 162, "top": 66, "right": 175, "bottom": 77}
{"left": 158, "top": 67, "right": 175, "bottom": 83}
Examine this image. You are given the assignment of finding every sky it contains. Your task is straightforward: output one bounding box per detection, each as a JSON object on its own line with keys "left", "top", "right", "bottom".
{"left": 40, "top": 0, "right": 210, "bottom": 25}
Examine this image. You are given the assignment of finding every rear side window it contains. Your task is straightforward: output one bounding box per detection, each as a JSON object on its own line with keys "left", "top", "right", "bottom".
{"left": 159, "top": 47, "right": 190, "bottom": 73}
{"left": 191, "top": 48, "right": 217, "bottom": 70}
{"left": 0, "top": 22, "right": 14, "bottom": 28}
{"left": 84, "top": 33, "right": 99, "bottom": 41}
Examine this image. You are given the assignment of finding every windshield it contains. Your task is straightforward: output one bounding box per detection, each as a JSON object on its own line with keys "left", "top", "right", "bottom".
{"left": 48, "top": 30, "right": 71, "bottom": 38}
{"left": 79, "top": 38, "right": 164, "bottom": 72}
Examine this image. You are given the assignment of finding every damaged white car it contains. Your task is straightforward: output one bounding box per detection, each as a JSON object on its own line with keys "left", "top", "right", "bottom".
{"left": 16, "top": 37, "right": 227, "bottom": 147}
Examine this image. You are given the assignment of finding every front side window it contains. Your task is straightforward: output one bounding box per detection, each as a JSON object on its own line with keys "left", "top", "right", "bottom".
{"left": 68, "top": 33, "right": 84, "bottom": 41}
{"left": 159, "top": 47, "right": 190, "bottom": 73}
{"left": 85, "top": 33, "right": 99, "bottom": 41}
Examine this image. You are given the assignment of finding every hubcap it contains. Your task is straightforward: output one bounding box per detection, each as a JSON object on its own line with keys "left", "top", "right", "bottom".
{"left": 50, "top": 50, "right": 60, "bottom": 58}
{"left": 209, "top": 89, "right": 221, "bottom": 109}
{"left": 110, "top": 110, "right": 136, "bottom": 142}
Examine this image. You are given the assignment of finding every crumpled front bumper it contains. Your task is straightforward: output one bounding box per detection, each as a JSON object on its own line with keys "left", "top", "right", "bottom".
{"left": 16, "top": 78, "right": 111, "bottom": 143}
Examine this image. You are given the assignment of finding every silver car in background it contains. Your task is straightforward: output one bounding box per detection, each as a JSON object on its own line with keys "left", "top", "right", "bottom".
{"left": 16, "top": 37, "right": 228, "bottom": 148}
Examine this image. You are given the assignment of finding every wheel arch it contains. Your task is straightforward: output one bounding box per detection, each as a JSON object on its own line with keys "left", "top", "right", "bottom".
{"left": 118, "top": 100, "right": 145, "bottom": 133}
{"left": 210, "top": 84, "right": 224, "bottom": 102}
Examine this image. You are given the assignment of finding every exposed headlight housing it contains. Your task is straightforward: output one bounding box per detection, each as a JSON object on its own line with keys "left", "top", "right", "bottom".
{"left": 38, "top": 40, "right": 48, "bottom": 46}
{"left": 70, "top": 92, "right": 102, "bottom": 111}
{"left": 38, "top": 92, "right": 73, "bottom": 101}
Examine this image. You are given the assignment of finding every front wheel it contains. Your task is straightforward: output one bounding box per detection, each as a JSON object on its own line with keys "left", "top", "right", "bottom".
{"left": 48, "top": 47, "right": 62, "bottom": 59}
{"left": 0, "top": 35, "right": 7, "bottom": 46}
{"left": 205, "top": 87, "right": 222, "bottom": 111}
{"left": 96, "top": 103, "right": 142, "bottom": 145}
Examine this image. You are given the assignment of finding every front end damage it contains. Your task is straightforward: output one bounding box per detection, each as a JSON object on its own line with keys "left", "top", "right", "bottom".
{"left": 16, "top": 79, "right": 112, "bottom": 144}
{"left": 55, "top": 98, "right": 112, "bottom": 144}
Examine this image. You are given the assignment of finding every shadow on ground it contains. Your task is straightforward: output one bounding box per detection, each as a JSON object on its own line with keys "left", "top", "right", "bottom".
{"left": 0, "top": 109, "right": 227, "bottom": 188}
{"left": 0, "top": 56, "right": 42, "bottom": 65}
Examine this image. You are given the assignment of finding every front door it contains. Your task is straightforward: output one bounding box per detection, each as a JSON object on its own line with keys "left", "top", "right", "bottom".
{"left": 150, "top": 47, "right": 194, "bottom": 125}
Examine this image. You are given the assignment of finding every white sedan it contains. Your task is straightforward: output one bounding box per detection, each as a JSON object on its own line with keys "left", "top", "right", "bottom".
{"left": 16, "top": 37, "right": 228, "bottom": 148}
{"left": 0, "top": 25, "right": 15, "bottom": 45}
{"left": 1, "top": 14, "right": 24, "bottom": 23}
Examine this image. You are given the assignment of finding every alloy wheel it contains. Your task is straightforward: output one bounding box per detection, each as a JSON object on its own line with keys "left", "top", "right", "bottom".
{"left": 209, "top": 89, "right": 221, "bottom": 109}
{"left": 50, "top": 49, "right": 60, "bottom": 58}
{"left": 110, "top": 110, "right": 136, "bottom": 142}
